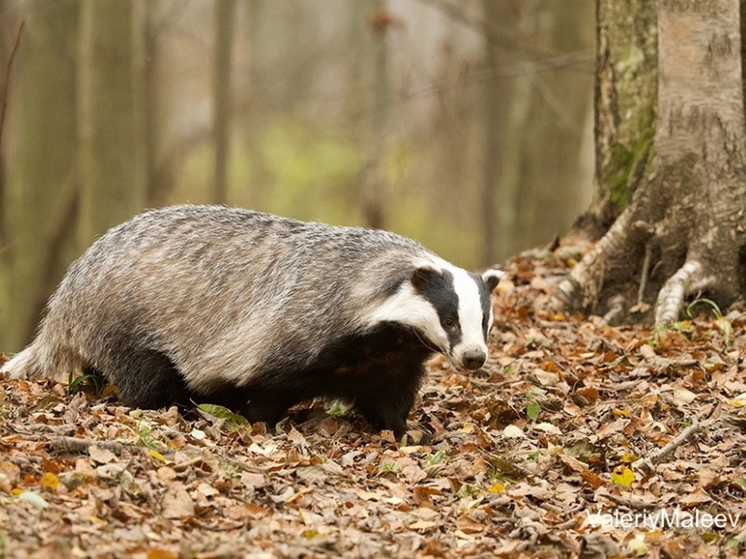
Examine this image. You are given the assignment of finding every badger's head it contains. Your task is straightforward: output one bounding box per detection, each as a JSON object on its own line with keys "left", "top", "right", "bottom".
{"left": 369, "top": 262, "right": 504, "bottom": 370}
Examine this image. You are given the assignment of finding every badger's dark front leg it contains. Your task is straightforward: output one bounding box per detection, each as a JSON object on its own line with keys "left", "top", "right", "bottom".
{"left": 239, "top": 389, "right": 297, "bottom": 427}
{"left": 317, "top": 323, "right": 434, "bottom": 437}
{"left": 349, "top": 362, "right": 426, "bottom": 438}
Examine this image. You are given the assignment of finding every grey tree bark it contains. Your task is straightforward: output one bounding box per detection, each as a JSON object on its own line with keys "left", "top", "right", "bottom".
{"left": 78, "top": 0, "right": 146, "bottom": 247}
{"left": 554, "top": 0, "right": 746, "bottom": 325}
{"left": 213, "top": 0, "right": 237, "bottom": 205}
{"left": 361, "top": 0, "right": 391, "bottom": 230}
{"left": 573, "top": 0, "right": 658, "bottom": 239}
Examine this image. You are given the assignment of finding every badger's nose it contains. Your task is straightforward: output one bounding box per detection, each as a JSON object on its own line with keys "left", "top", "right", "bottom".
{"left": 462, "top": 350, "right": 486, "bottom": 370}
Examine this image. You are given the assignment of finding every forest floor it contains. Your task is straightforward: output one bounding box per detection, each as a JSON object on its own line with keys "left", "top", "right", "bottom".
{"left": 2, "top": 245, "right": 746, "bottom": 559}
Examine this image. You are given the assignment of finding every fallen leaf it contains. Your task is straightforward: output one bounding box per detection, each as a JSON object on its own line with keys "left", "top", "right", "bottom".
{"left": 88, "top": 446, "right": 117, "bottom": 464}
{"left": 672, "top": 388, "right": 697, "bottom": 405}
{"left": 17, "top": 491, "right": 50, "bottom": 510}
{"left": 39, "top": 472, "right": 59, "bottom": 490}
{"left": 161, "top": 482, "right": 194, "bottom": 519}
{"left": 679, "top": 488, "right": 711, "bottom": 506}
{"left": 611, "top": 466, "right": 635, "bottom": 488}
{"left": 503, "top": 425, "right": 525, "bottom": 439}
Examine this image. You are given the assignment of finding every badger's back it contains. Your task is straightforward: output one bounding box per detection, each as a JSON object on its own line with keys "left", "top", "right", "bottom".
{"left": 11, "top": 206, "right": 434, "bottom": 393}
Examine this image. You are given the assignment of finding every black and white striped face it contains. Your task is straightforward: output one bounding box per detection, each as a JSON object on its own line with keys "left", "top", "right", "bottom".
{"left": 368, "top": 262, "right": 503, "bottom": 370}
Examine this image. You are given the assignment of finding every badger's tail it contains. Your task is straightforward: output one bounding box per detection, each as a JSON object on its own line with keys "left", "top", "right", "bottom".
{"left": 1, "top": 338, "right": 84, "bottom": 382}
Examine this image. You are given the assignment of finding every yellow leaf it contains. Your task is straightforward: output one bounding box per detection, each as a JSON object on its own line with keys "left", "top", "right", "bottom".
{"left": 462, "top": 423, "right": 475, "bottom": 433}
{"left": 620, "top": 452, "right": 639, "bottom": 464}
{"left": 729, "top": 393, "right": 746, "bottom": 408}
{"left": 302, "top": 529, "right": 318, "bottom": 539}
{"left": 11, "top": 488, "right": 22, "bottom": 496}
{"left": 611, "top": 465, "right": 635, "bottom": 488}
{"left": 39, "top": 472, "right": 59, "bottom": 490}
{"left": 488, "top": 482, "right": 506, "bottom": 494}
{"left": 149, "top": 450, "right": 165, "bottom": 462}
{"left": 147, "top": 549, "right": 177, "bottom": 559}
{"left": 627, "top": 534, "right": 647, "bottom": 555}
{"left": 612, "top": 408, "right": 630, "bottom": 418}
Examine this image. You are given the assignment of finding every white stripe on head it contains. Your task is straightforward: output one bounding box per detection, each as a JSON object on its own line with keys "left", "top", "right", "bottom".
{"left": 445, "top": 263, "right": 489, "bottom": 361}
{"left": 364, "top": 279, "right": 449, "bottom": 352}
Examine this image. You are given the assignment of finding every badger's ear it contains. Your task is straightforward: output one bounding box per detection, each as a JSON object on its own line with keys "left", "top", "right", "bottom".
{"left": 482, "top": 269, "right": 504, "bottom": 292}
{"left": 411, "top": 265, "right": 441, "bottom": 291}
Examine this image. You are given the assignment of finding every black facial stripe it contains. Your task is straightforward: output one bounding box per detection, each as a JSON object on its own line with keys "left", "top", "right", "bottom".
{"left": 412, "top": 268, "right": 462, "bottom": 350}
{"left": 471, "top": 272, "right": 492, "bottom": 340}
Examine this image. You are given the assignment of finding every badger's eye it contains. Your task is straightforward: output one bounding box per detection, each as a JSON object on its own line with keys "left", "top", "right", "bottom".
{"left": 443, "top": 318, "right": 457, "bottom": 331}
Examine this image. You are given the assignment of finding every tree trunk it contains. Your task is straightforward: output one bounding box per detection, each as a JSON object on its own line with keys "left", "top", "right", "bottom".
{"left": 572, "top": 0, "right": 658, "bottom": 239}
{"left": 78, "top": 0, "right": 146, "bottom": 247}
{"left": 554, "top": 0, "right": 746, "bottom": 325}
{"left": 143, "top": 0, "right": 162, "bottom": 205}
{"left": 361, "top": 0, "right": 390, "bottom": 230}
{"left": 0, "top": 0, "right": 8, "bottom": 249}
{"left": 480, "top": 0, "right": 510, "bottom": 267}
{"left": 213, "top": 0, "right": 237, "bottom": 205}
{"left": 2, "top": 3, "right": 79, "bottom": 352}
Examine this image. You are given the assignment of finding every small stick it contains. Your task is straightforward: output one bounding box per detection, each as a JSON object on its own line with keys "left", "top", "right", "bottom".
{"left": 600, "top": 492, "right": 655, "bottom": 511}
{"left": 48, "top": 435, "right": 155, "bottom": 455}
{"left": 638, "top": 243, "right": 652, "bottom": 305}
{"left": 638, "top": 416, "right": 702, "bottom": 474}
{"left": 0, "top": 20, "right": 24, "bottom": 155}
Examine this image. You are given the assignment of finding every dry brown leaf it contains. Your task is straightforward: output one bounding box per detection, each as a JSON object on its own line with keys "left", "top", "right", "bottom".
{"left": 678, "top": 488, "right": 711, "bottom": 506}
{"left": 161, "top": 482, "right": 195, "bottom": 519}
{"left": 88, "top": 446, "right": 117, "bottom": 465}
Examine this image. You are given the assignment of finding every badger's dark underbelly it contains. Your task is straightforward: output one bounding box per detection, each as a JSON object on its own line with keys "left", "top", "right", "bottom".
{"left": 102, "top": 322, "right": 435, "bottom": 436}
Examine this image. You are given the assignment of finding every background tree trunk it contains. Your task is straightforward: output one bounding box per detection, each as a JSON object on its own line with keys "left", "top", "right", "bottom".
{"left": 213, "top": 0, "right": 237, "bottom": 205}
{"left": 554, "top": 0, "right": 746, "bottom": 325}
{"left": 361, "top": 0, "right": 390, "bottom": 230}
{"left": 2, "top": 3, "right": 79, "bottom": 352}
{"left": 143, "top": 0, "right": 162, "bottom": 205}
{"left": 78, "top": 0, "right": 146, "bottom": 248}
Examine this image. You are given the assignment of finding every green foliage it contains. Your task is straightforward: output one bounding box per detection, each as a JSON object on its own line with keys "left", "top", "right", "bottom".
{"left": 260, "top": 119, "right": 365, "bottom": 224}
{"left": 426, "top": 450, "right": 448, "bottom": 467}
{"left": 198, "top": 403, "right": 252, "bottom": 431}
{"left": 378, "top": 459, "right": 398, "bottom": 474}
{"left": 526, "top": 387, "right": 545, "bottom": 422}
{"left": 133, "top": 419, "right": 158, "bottom": 449}
{"left": 67, "top": 371, "right": 103, "bottom": 396}
{"left": 606, "top": 105, "right": 655, "bottom": 211}
{"left": 685, "top": 298, "right": 736, "bottom": 346}
{"left": 326, "top": 401, "right": 349, "bottom": 418}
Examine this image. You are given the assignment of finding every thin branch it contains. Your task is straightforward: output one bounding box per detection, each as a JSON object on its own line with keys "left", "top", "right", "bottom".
{"left": 0, "top": 20, "right": 25, "bottom": 246}
{"left": 638, "top": 416, "right": 703, "bottom": 475}
{"left": 600, "top": 492, "right": 656, "bottom": 511}
{"left": 648, "top": 416, "right": 702, "bottom": 463}
{"left": 412, "top": 0, "right": 562, "bottom": 57}
{"left": 396, "top": 49, "right": 593, "bottom": 107}
{"left": 638, "top": 243, "right": 652, "bottom": 305}
{"left": 48, "top": 436, "right": 134, "bottom": 455}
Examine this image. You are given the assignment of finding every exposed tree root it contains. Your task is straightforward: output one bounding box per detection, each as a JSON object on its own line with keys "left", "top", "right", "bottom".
{"left": 552, "top": 206, "right": 635, "bottom": 313}
{"left": 654, "top": 260, "right": 715, "bottom": 325}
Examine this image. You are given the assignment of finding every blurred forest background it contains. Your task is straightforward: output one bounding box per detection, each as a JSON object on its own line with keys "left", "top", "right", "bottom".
{"left": 0, "top": 0, "right": 595, "bottom": 353}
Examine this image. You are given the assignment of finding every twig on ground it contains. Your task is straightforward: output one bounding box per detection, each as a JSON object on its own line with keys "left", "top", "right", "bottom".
{"left": 48, "top": 435, "right": 152, "bottom": 455}
{"left": 599, "top": 492, "right": 655, "bottom": 511}
{"left": 638, "top": 416, "right": 702, "bottom": 474}
{"left": 638, "top": 243, "right": 652, "bottom": 305}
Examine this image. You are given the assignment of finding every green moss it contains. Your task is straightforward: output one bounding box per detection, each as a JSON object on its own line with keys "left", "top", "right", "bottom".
{"left": 605, "top": 105, "right": 656, "bottom": 210}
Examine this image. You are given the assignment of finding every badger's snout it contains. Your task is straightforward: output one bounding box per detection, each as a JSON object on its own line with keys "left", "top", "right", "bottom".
{"left": 460, "top": 349, "right": 486, "bottom": 370}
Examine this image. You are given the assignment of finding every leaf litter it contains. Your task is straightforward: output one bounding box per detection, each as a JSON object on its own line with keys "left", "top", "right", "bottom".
{"left": 2, "top": 249, "right": 746, "bottom": 558}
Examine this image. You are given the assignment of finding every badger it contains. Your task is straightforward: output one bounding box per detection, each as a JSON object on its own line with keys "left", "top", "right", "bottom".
{"left": 2, "top": 205, "right": 503, "bottom": 436}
